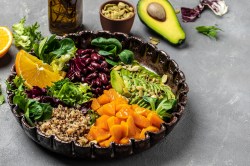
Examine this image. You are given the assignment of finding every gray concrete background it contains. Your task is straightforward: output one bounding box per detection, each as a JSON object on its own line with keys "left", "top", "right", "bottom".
{"left": 0, "top": 0, "right": 249, "bottom": 165}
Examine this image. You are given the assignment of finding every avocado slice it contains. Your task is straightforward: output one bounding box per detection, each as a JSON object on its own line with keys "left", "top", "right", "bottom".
{"left": 137, "top": 0, "right": 186, "bottom": 45}
{"left": 110, "top": 70, "right": 125, "bottom": 94}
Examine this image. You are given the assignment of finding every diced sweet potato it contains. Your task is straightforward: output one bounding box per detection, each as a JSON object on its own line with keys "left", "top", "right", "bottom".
{"left": 115, "top": 103, "right": 130, "bottom": 112}
{"left": 134, "top": 107, "right": 150, "bottom": 117}
{"left": 126, "top": 116, "right": 136, "bottom": 137}
{"left": 120, "top": 121, "right": 128, "bottom": 137}
{"left": 95, "top": 115, "right": 110, "bottom": 131}
{"left": 133, "top": 113, "right": 151, "bottom": 129}
{"left": 134, "top": 127, "right": 142, "bottom": 140}
{"left": 91, "top": 98, "right": 101, "bottom": 111}
{"left": 147, "top": 112, "right": 164, "bottom": 128}
{"left": 139, "top": 126, "right": 159, "bottom": 139}
{"left": 101, "top": 103, "right": 116, "bottom": 116}
{"left": 87, "top": 126, "right": 111, "bottom": 142}
{"left": 116, "top": 107, "right": 133, "bottom": 120}
{"left": 104, "top": 89, "right": 120, "bottom": 101}
{"left": 99, "top": 136, "right": 119, "bottom": 147}
{"left": 110, "top": 124, "right": 127, "bottom": 140}
{"left": 97, "top": 93, "right": 111, "bottom": 105}
{"left": 120, "top": 137, "right": 130, "bottom": 144}
{"left": 97, "top": 107, "right": 104, "bottom": 115}
{"left": 107, "top": 116, "right": 121, "bottom": 129}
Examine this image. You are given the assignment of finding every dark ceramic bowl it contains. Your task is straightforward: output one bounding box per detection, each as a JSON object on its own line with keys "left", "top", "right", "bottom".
{"left": 7, "top": 30, "right": 189, "bottom": 159}
{"left": 99, "top": 0, "right": 135, "bottom": 34}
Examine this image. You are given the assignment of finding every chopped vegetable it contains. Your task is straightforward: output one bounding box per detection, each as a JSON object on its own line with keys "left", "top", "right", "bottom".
{"left": 26, "top": 86, "right": 66, "bottom": 107}
{"left": 0, "top": 84, "right": 5, "bottom": 105}
{"left": 181, "top": 0, "right": 228, "bottom": 22}
{"left": 14, "top": 96, "right": 53, "bottom": 126}
{"left": 12, "top": 17, "right": 43, "bottom": 51}
{"left": 88, "top": 89, "right": 164, "bottom": 147}
{"left": 33, "top": 36, "right": 77, "bottom": 71}
{"left": 143, "top": 96, "right": 176, "bottom": 119}
{"left": 110, "top": 63, "right": 176, "bottom": 114}
{"left": 91, "top": 37, "right": 134, "bottom": 66}
{"left": 66, "top": 49, "right": 112, "bottom": 96}
{"left": 91, "top": 37, "right": 122, "bottom": 53}
{"left": 7, "top": 76, "right": 52, "bottom": 126}
{"left": 181, "top": 4, "right": 204, "bottom": 22}
{"left": 48, "top": 78, "right": 93, "bottom": 107}
{"left": 118, "top": 50, "right": 134, "bottom": 64}
{"left": 196, "top": 25, "right": 222, "bottom": 39}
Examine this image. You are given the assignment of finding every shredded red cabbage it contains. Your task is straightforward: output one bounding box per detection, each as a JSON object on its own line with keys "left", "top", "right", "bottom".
{"left": 181, "top": 0, "right": 228, "bottom": 22}
{"left": 181, "top": 4, "right": 204, "bottom": 22}
{"left": 26, "top": 86, "right": 66, "bottom": 107}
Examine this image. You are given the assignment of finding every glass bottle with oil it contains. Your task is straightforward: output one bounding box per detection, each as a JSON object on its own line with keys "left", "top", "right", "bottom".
{"left": 48, "top": 0, "right": 83, "bottom": 35}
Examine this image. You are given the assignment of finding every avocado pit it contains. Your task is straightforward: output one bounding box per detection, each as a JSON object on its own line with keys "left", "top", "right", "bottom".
{"left": 147, "top": 2, "right": 166, "bottom": 22}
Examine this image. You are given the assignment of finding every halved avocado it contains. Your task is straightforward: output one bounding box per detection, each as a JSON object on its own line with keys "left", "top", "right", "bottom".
{"left": 137, "top": 0, "right": 186, "bottom": 45}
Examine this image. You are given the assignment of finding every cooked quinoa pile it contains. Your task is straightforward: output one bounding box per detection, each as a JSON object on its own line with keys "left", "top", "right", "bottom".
{"left": 37, "top": 105, "right": 91, "bottom": 146}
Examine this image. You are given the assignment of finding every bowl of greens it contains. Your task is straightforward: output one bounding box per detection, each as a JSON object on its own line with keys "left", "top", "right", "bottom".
{"left": 7, "top": 30, "right": 188, "bottom": 159}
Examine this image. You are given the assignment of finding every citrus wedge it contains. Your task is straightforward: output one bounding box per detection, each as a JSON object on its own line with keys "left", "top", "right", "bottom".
{"left": 15, "top": 50, "right": 64, "bottom": 89}
{"left": 0, "top": 26, "right": 12, "bottom": 58}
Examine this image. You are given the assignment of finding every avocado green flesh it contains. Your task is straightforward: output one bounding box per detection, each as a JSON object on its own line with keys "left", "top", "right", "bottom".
{"left": 137, "top": 0, "right": 186, "bottom": 44}
{"left": 110, "top": 70, "right": 125, "bottom": 94}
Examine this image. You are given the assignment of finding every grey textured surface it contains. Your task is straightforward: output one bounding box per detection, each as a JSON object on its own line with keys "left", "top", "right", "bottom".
{"left": 0, "top": 0, "right": 249, "bottom": 165}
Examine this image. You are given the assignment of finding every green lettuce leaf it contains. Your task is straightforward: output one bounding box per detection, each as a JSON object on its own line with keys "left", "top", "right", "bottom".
{"left": 48, "top": 79, "right": 92, "bottom": 106}
{"left": 12, "top": 17, "right": 43, "bottom": 51}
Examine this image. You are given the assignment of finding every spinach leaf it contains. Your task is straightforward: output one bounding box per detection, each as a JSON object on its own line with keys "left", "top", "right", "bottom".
{"left": 23, "top": 100, "right": 52, "bottom": 126}
{"left": 33, "top": 35, "right": 59, "bottom": 63}
{"left": 8, "top": 76, "right": 53, "bottom": 126}
{"left": 118, "top": 49, "right": 134, "bottom": 64}
{"left": 91, "top": 37, "right": 122, "bottom": 52}
{"left": 34, "top": 36, "right": 76, "bottom": 71}
{"left": 105, "top": 58, "right": 118, "bottom": 66}
{"left": 49, "top": 38, "right": 76, "bottom": 58}
{"left": 98, "top": 50, "right": 114, "bottom": 56}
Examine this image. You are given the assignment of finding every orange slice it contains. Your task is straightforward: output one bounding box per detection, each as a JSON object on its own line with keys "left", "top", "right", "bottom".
{"left": 15, "top": 50, "right": 64, "bottom": 89}
{"left": 0, "top": 26, "right": 12, "bottom": 58}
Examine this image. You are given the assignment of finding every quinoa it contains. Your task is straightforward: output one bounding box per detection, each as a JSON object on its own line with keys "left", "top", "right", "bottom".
{"left": 37, "top": 105, "right": 91, "bottom": 146}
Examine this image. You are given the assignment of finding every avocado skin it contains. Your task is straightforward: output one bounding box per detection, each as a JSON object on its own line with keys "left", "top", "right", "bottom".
{"left": 137, "top": 0, "right": 186, "bottom": 45}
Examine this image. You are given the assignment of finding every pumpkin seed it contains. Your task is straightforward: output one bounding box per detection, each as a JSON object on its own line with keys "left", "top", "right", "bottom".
{"left": 102, "top": 3, "right": 134, "bottom": 20}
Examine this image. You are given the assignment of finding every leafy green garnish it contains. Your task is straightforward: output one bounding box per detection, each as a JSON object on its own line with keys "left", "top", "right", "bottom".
{"left": 48, "top": 78, "right": 92, "bottom": 107}
{"left": 34, "top": 36, "right": 77, "bottom": 71}
{"left": 91, "top": 37, "right": 122, "bottom": 53}
{"left": 0, "top": 84, "right": 5, "bottom": 105}
{"left": 143, "top": 96, "right": 176, "bottom": 120}
{"left": 13, "top": 95, "right": 52, "bottom": 126}
{"left": 12, "top": 17, "right": 43, "bottom": 51}
{"left": 7, "top": 76, "right": 52, "bottom": 126}
{"left": 196, "top": 25, "right": 222, "bottom": 39}
{"left": 91, "top": 37, "right": 134, "bottom": 66}
{"left": 118, "top": 50, "right": 134, "bottom": 64}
